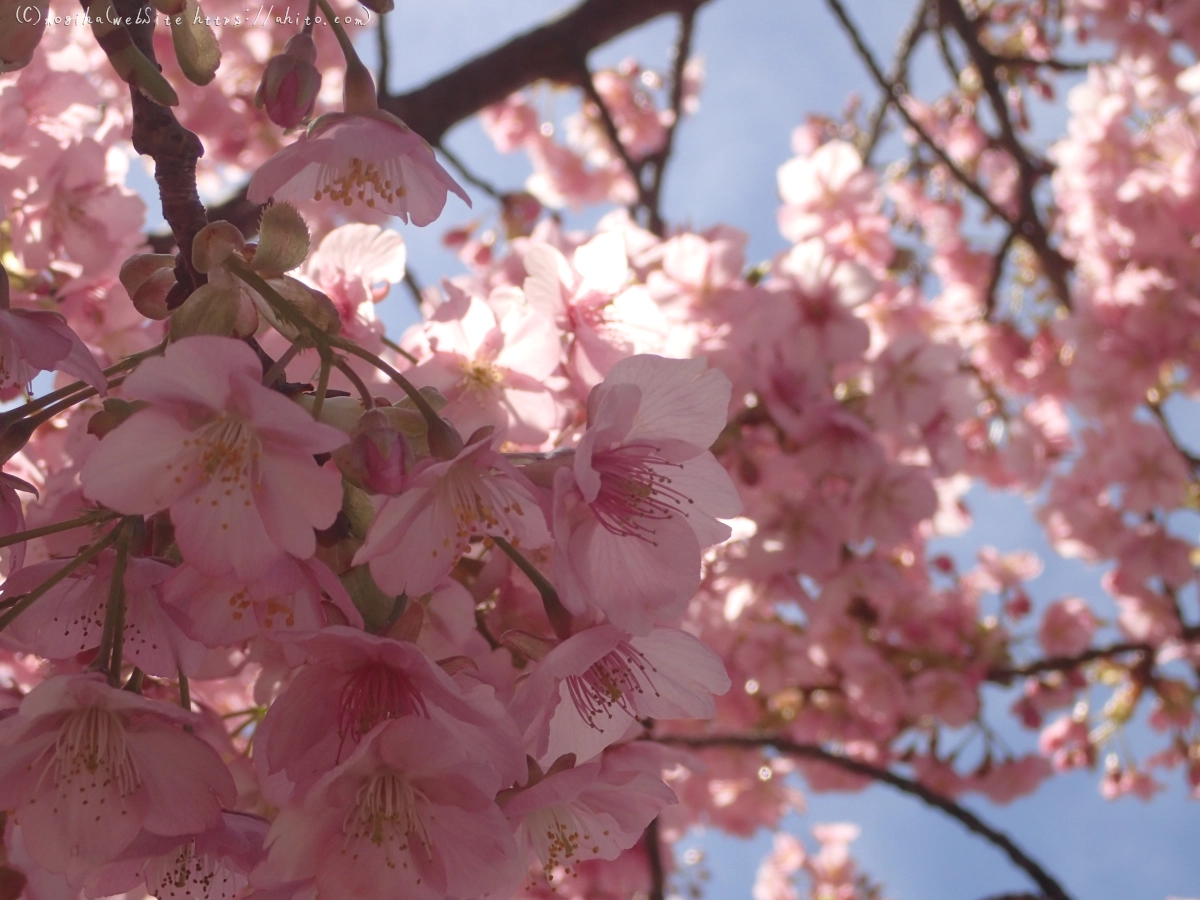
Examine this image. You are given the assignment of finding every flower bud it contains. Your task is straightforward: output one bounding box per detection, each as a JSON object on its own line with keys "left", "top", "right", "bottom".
{"left": 344, "top": 409, "right": 412, "bottom": 494}
{"left": 120, "top": 254, "right": 177, "bottom": 320}
{"left": 254, "top": 201, "right": 311, "bottom": 274}
{"left": 171, "top": 0, "right": 222, "bottom": 86}
{"left": 255, "top": 33, "right": 322, "bottom": 129}
{"left": 426, "top": 416, "right": 464, "bottom": 461}
{"left": 0, "top": 0, "right": 48, "bottom": 73}
{"left": 192, "top": 221, "right": 246, "bottom": 274}
{"left": 500, "top": 191, "right": 541, "bottom": 238}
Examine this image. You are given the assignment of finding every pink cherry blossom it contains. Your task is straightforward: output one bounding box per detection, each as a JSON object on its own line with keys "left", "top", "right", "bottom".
{"left": 407, "top": 290, "right": 563, "bottom": 445}
{"left": 551, "top": 354, "right": 742, "bottom": 633}
{"left": 0, "top": 551, "right": 203, "bottom": 676}
{"left": 246, "top": 112, "right": 470, "bottom": 226}
{"left": 251, "top": 716, "right": 522, "bottom": 900}
{"left": 522, "top": 232, "right": 669, "bottom": 389}
{"left": 255, "top": 626, "right": 524, "bottom": 796}
{"left": 0, "top": 305, "right": 106, "bottom": 397}
{"left": 508, "top": 623, "right": 730, "bottom": 765}
{"left": 1038, "top": 597, "right": 1099, "bottom": 657}
{"left": 161, "top": 555, "right": 362, "bottom": 650}
{"left": 501, "top": 743, "right": 676, "bottom": 878}
{"left": 80, "top": 336, "right": 348, "bottom": 579}
{"left": 0, "top": 469, "right": 37, "bottom": 572}
{"left": 84, "top": 811, "right": 268, "bottom": 900}
{"left": 0, "top": 674, "right": 236, "bottom": 885}
{"left": 353, "top": 431, "right": 551, "bottom": 597}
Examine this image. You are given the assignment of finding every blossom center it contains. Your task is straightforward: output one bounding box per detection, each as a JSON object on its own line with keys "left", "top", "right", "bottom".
{"left": 148, "top": 841, "right": 242, "bottom": 900}
{"left": 344, "top": 772, "right": 433, "bottom": 869}
{"left": 589, "top": 442, "right": 692, "bottom": 542}
{"left": 565, "top": 641, "right": 660, "bottom": 731}
{"left": 528, "top": 807, "right": 593, "bottom": 877}
{"left": 314, "top": 157, "right": 408, "bottom": 209}
{"left": 430, "top": 465, "right": 521, "bottom": 562}
{"left": 460, "top": 359, "right": 503, "bottom": 394}
{"left": 337, "top": 664, "right": 428, "bottom": 752}
{"left": 48, "top": 706, "right": 139, "bottom": 797}
{"left": 183, "top": 413, "right": 262, "bottom": 498}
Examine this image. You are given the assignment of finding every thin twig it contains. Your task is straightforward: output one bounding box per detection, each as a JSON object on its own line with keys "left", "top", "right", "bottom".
{"left": 645, "top": 816, "right": 666, "bottom": 900}
{"left": 657, "top": 733, "right": 1075, "bottom": 900}
{"left": 984, "top": 226, "right": 1017, "bottom": 319}
{"left": 992, "top": 53, "right": 1093, "bottom": 72}
{"left": 403, "top": 268, "right": 427, "bottom": 313}
{"left": 376, "top": 15, "right": 391, "bottom": 97}
{"left": 937, "top": 0, "right": 1072, "bottom": 308}
{"left": 823, "top": 0, "right": 1010, "bottom": 224}
{"left": 1148, "top": 401, "right": 1200, "bottom": 470}
{"left": 644, "top": 9, "right": 697, "bottom": 235}
{"left": 436, "top": 142, "right": 504, "bottom": 200}
{"left": 862, "top": 0, "right": 929, "bottom": 166}
{"left": 579, "top": 66, "right": 654, "bottom": 216}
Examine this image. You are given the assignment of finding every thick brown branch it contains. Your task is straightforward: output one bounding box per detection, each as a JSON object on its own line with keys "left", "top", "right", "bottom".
{"left": 645, "top": 816, "right": 666, "bottom": 900}
{"left": 379, "top": 0, "right": 712, "bottom": 146}
{"left": 657, "top": 733, "right": 1075, "bottom": 900}
{"left": 115, "top": 0, "right": 208, "bottom": 292}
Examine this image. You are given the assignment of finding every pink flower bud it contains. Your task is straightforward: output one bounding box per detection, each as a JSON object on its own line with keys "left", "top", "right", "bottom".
{"left": 255, "top": 33, "right": 322, "bottom": 129}
{"left": 348, "top": 409, "right": 412, "bottom": 494}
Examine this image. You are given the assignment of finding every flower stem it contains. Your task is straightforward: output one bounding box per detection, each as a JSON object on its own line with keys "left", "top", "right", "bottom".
{"left": 0, "top": 510, "right": 118, "bottom": 551}
{"left": 492, "top": 536, "right": 573, "bottom": 640}
{"left": 178, "top": 669, "right": 192, "bottom": 712}
{"left": 381, "top": 334, "right": 418, "bottom": 365}
{"left": 316, "top": 0, "right": 361, "bottom": 66}
{"left": 332, "top": 357, "right": 376, "bottom": 409}
{"left": 91, "top": 519, "right": 132, "bottom": 685}
{"left": 327, "top": 335, "right": 439, "bottom": 426}
{"left": 262, "top": 342, "right": 303, "bottom": 386}
{"left": 0, "top": 340, "right": 164, "bottom": 429}
{"left": 313, "top": 345, "right": 332, "bottom": 420}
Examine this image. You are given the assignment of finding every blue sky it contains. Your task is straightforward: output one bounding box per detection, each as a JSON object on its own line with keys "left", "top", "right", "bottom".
{"left": 142, "top": 1, "right": 1200, "bottom": 896}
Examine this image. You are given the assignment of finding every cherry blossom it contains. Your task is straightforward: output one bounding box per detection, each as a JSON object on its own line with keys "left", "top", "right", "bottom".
{"left": 247, "top": 111, "right": 470, "bottom": 225}
{"left": 508, "top": 623, "right": 731, "bottom": 765}
{"left": 251, "top": 716, "right": 522, "bottom": 900}
{"left": 80, "top": 336, "right": 348, "bottom": 579}
{"left": 353, "top": 430, "right": 551, "bottom": 597}
{"left": 551, "top": 354, "right": 742, "bottom": 633}
{"left": 0, "top": 674, "right": 236, "bottom": 884}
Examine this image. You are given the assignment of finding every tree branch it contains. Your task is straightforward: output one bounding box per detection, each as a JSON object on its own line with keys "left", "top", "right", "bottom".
{"left": 644, "top": 9, "right": 697, "bottom": 234}
{"left": 379, "top": 0, "right": 713, "bottom": 145}
{"left": 862, "top": 0, "right": 929, "bottom": 166}
{"left": 936, "top": 0, "right": 1072, "bottom": 309}
{"left": 116, "top": 0, "right": 209, "bottom": 294}
{"left": 657, "top": 733, "right": 1075, "bottom": 900}
{"left": 823, "top": 0, "right": 1009, "bottom": 224}
{"left": 579, "top": 66, "right": 654, "bottom": 213}
{"left": 645, "top": 816, "right": 666, "bottom": 900}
